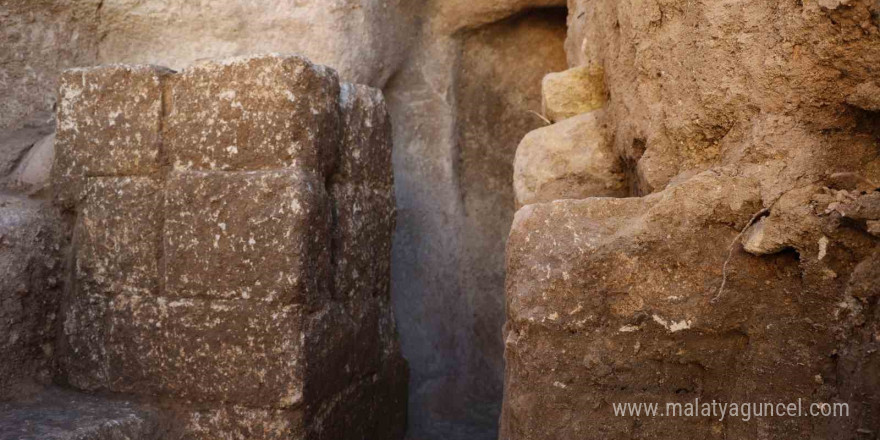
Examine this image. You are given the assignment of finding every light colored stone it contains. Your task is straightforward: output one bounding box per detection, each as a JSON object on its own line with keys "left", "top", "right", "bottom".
{"left": 541, "top": 65, "right": 605, "bottom": 123}
{"left": 513, "top": 110, "right": 626, "bottom": 207}
{"left": 95, "top": 0, "right": 418, "bottom": 88}
{"left": 163, "top": 169, "right": 331, "bottom": 304}
{"left": 11, "top": 132, "right": 55, "bottom": 192}
{"left": 52, "top": 65, "right": 169, "bottom": 207}
{"left": 846, "top": 81, "right": 880, "bottom": 112}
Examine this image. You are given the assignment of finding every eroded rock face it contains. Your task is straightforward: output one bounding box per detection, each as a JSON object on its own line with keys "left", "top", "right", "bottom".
{"left": 94, "top": 0, "right": 418, "bottom": 89}
{"left": 503, "top": 170, "right": 880, "bottom": 439}
{"left": 0, "top": 195, "right": 65, "bottom": 401}
{"left": 502, "top": 0, "right": 880, "bottom": 437}
{"left": 53, "top": 55, "right": 406, "bottom": 439}
{"left": 513, "top": 110, "right": 625, "bottom": 207}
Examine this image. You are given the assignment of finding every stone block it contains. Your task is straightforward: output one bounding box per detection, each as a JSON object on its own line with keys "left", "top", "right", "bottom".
{"left": 73, "top": 177, "right": 162, "bottom": 298}
{"left": 163, "top": 55, "right": 341, "bottom": 176}
{"left": 61, "top": 291, "right": 110, "bottom": 392}
{"left": 541, "top": 65, "right": 605, "bottom": 123}
{"left": 163, "top": 169, "right": 330, "bottom": 303}
{"left": 105, "top": 294, "right": 304, "bottom": 407}
{"left": 53, "top": 65, "right": 169, "bottom": 207}
{"left": 336, "top": 83, "right": 393, "bottom": 189}
{"left": 513, "top": 110, "right": 626, "bottom": 207}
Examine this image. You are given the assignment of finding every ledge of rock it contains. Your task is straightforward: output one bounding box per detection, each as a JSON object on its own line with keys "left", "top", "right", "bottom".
{"left": 0, "top": 387, "right": 160, "bottom": 440}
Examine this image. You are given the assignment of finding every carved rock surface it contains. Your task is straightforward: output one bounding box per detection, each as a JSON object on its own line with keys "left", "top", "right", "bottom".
{"left": 53, "top": 54, "right": 406, "bottom": 439}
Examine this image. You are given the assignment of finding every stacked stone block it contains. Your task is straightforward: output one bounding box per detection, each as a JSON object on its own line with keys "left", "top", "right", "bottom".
{"left": 53, "top": 55, "right": 407, "bottom": 439}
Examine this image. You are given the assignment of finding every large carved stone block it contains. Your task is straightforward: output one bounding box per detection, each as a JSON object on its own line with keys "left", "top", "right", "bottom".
{"left": 73, "top": 177, "right": 162, "bottom": 298}
{"left": 163, "top": 55, "right": 341, "bottom": 177}
{"left": 163, "top": 169, "right": 330, "bottom": 304}
{"left": 53, "top": 55, "right": 407, "bottom": 439}
{"left": 53, "top": 65, "right": 169, "bottom": 206}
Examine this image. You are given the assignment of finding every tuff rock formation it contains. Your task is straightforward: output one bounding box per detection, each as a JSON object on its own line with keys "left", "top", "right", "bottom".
{"left": 50, "top": 54, "right": 406, "bottom": 439}
{"left": 502, "top": 0, "right": 880, "bottom": 438}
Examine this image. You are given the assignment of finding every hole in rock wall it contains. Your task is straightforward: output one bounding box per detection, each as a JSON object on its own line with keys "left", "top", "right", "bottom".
{"left": 387, "top": 7, "right": 568, "bottom": 440}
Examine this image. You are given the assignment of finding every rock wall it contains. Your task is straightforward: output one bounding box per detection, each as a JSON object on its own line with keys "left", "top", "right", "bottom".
{"left": 51, "top": 55, "right": 406, "bottom": 439}
{"left": 0, "top": 194, "right": 65, "bottom": 400}
{"left": 502, "top": 0, "right": 880, "bottom": 438}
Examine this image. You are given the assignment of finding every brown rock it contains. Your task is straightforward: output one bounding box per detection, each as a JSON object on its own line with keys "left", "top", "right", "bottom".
{"left": 164, "top": 54, "right": 341, "bottom": 177}
{"left": 336, "top": 83, "right": 393, "bottom": 189}
{"left": 52, "top": 65, "right": 169, "bottom": 207}
{"left": 847, "top": 81, "right": 880, "bottom": 112}
{"left": 53, "top": 55, "right": 407, "bottom": 439}
{"left": 164, "top": 169, "right": 331, "bottom": 304}
{"left": 501, "top": 171, "right": 852, "bottom": 438}
{"left": 74, "top": 177, "right": 162, "bottom": 297}
{"left": 0, "top": 195, "right": 65, "bottom": 399}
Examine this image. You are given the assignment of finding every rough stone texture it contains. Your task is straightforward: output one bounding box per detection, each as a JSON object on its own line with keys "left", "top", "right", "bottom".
{"left": 503, "top": 0, "right": 880, "bottom": 437}
{"left": 52, "top": 65, "right": 169, "bottom": 208}
{"left": 540, "top": 65, "right": 605, "bottom": 123}
{"left": 502, "top": 170, "right": 880, "bottom": 439}
{"left": 163, "top": 170, "right": 330, "bottom": 304}
{"left": 0, "top": 387, "right": 160, "bottom": 440}
{"left": 94, "top": 0, "right": 419, "bottom": 89}
{"left": 0, "top": 194, "right": 65, "bottom": 401}
{"left": 565, "top": 0, "right": 880, "bottom": 194}
{"left": 0, "top": 0, "right": 99, "bottom": 133}
{"left": 430, "top": 0, "right": 566, "bottom": 33}
{"left": 3, "top": 3, "right": 578, "bottom": 438}
{"left": 7, "top": 132, "right": 55, "bottom": 193}
{"left": 513, "top": 110, "right": 626, "bottom": 207}
{"left": 164, "top": 55, "right": 340, "bottom": 177}
{"left": 847, "top": 81, "right": 880, "bottom": 111}
{"left": 53, "top": 55, "right": 407, "bottom": 439}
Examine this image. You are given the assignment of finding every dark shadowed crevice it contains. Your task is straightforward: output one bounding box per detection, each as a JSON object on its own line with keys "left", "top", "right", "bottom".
{"left": 454, "top": 7, "right": 568, "bottom": 439}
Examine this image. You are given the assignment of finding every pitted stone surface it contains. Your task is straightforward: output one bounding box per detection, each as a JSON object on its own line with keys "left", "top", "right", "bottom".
{"left": 52, "top": 65, "right": 169, "bottom": 207}
{"left": 53, "top": 55, "right": 407, "bottom": 439}
{"left": 164, "top": 169, "right": 330, "bottom": 304}
{"left": 74, "top": 177, "right": 162, "bottom": 298}
{"left": 164, "top": 55, "right": 341, "bottom": 177}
